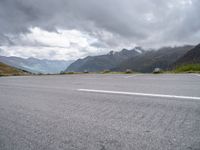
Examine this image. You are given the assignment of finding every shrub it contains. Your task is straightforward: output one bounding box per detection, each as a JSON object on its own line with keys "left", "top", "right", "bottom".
{"left": 125, "top": 69, "right": 132, "bottom": 74}
{"left": 102, "top": 69, "right": 111, "bottom": 74}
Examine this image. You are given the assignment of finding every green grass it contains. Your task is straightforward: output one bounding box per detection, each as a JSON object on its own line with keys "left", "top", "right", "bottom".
{"left": 173, "top": 64, "right": 200, "bottom": 73}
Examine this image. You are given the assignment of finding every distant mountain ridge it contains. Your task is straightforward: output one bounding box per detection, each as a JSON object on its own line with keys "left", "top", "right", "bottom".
{"left": 66, "top": 47, "right": 144, "bottom": 72}
{"left": 66, "top": 45, "right": 194, "bottom": 73}
{"left": 0, "top": 56, "right": 74, "bottom": 74}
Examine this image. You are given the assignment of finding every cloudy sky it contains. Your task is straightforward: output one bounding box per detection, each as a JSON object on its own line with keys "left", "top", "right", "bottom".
{"left": 0, "top": 0, "right": 200, "bottom": 60}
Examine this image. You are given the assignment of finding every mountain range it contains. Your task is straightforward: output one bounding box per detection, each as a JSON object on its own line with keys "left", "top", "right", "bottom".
{"left": 0, "top": 56, "right": 73, "bottom": 74}
{"left": 66, "top": 47, "right": 144, "bottom": 72}
{"left": 66, "top": 45, "right": 195, "bottom": 73}
{"left": 113, "top": 45, "right": 194, "bottom": 72}
{"left": 1, "top": 43, "right": 199, "bottom": 74}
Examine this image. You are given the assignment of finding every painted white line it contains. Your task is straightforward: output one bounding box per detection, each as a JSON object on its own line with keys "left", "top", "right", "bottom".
{"left": 124, "top": 74, "right": 140, "bottom": 78}
{"left": 195, "top": 74, "right": 200, "bottom": 77}
{"left": 78, "top": 89, "right": 200, "bottom": 100}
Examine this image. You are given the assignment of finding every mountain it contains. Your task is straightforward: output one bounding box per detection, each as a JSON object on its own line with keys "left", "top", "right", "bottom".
{"left": 0, "top": 56, "right": 74, "bottom": 74}
{"left": 66, "top": 45, "right": 193, "bottom": 73}
{"left": 0, "top": 62, "right": 29, "bottom": 76}
{"left": 113, "top": 45, "right": 194, "bottom": 73}
{"left": 66, "top": 47, "right": 144, "bottom": 72}
{"left": 174, "top": 43, "right": 200, "bottom": 66}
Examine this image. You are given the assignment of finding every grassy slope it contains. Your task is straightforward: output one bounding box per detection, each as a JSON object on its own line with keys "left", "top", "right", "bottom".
{"left": 0, "top": 62, "right": 28, "bottom": 76}
{"left": 172, "top": 64, "right": 200, "bottom": 73}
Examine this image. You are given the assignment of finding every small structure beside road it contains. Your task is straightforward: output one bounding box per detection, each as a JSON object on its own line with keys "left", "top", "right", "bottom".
{"left": 153, "top": 68, "right": 162, "bottom": 74}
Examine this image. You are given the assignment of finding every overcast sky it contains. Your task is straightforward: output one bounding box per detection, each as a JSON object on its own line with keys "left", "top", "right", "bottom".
{"left": 0, "top": 0, "right": 200, "bottom": 60}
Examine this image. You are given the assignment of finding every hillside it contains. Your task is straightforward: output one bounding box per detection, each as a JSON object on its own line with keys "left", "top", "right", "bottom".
{"left": 171, "top": 43, "right": 200, "bottom": 73}
{"left": 174, "top": 43, "right": 200, "bottom": 65}
{"left": 0, "top": 62, "right": 29, "bottom": 76}
{"left": 112, "top": 45, "right": 193, "bottom": 73}
{"left": 66, "top": 47, "right": 144, "bottom": 72}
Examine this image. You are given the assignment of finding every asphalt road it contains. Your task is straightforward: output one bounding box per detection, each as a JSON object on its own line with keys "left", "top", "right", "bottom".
{"left": 0, "top": 74, "right": 200, "bottom": 150}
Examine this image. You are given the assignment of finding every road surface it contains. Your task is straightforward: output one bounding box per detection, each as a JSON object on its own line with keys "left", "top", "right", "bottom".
{"left": 0, "top": 74, "right": 200, "bottom": 150}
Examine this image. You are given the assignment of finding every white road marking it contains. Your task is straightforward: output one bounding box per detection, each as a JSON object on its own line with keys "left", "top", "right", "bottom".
{"left": 195, "top": 74, "right": 200, "bottom": 77}
{"left": 78, "top": 89, "right": 200, "bottom": 100}
{"left": 124, "top": 74, "right": 141, "bottom": 78}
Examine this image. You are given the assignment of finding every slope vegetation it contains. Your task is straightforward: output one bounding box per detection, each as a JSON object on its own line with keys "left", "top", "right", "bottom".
{"left": 172, "top": 43, "right": 200, "bottom": 73}
{"left": 0, "top": 62, "right": 29, "bottom": 76}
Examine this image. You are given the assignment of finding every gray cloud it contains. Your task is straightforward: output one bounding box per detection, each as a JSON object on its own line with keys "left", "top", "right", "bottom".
{"left": 0, "top": 0, "right": 200, "bottom": 60}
